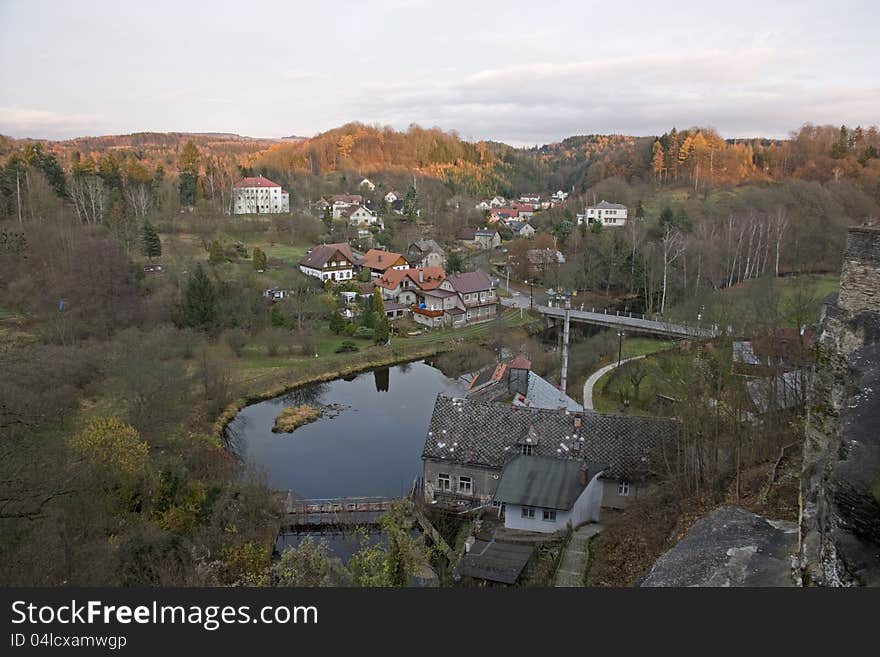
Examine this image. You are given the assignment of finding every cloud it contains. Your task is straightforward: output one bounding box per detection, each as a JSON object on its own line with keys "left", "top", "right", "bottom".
{"left": 0, "top": 107, "right": 104, "bottom": 140}
{"left": 353, "top": 48, "right": 879, "bottom": 144}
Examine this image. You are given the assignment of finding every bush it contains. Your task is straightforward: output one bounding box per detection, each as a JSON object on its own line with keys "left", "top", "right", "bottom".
{"left": 225, "top": 328, "right": 248, "bottom": 357}
{"left": 335, "top": 341, "right": 359, "bottom": 353}
{"left": 354, "top": 326, "right": 375, "bottom": 340}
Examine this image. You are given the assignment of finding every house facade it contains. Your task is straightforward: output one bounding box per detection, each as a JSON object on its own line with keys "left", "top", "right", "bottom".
{"left": 577, "top": 200, "right": 628, "bottom": 227}
{"left": 344, "top": 205, "right": 380, "bottom": 227}
{"left": 494, "top": 456, "right": 606, "bottom": 533}
{"left": 407, "top": 239, "right": 446, "bottom": 269}
{"left": 298, "top": 243, "right": 356, "bottom": 282}
{"left": 421, "top": 395, "right": 679, "bottom": 514}
{"left": 233, "top": 175, "right": 289, "bottom": 214}
{"left": 327, "top": 194, "right": 364, "bottom": 219}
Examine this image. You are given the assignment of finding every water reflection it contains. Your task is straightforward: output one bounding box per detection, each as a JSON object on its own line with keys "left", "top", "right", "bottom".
{"left": 226, "top": 360, "right": 466, "bottom": 498}
{"left": 374, "top": 367, "right": 389, "bottom": 392}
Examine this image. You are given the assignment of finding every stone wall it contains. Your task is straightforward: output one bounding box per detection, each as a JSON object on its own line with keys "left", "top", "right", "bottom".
{"left": 800, "top": 226, "right": 880, "bottom": 586}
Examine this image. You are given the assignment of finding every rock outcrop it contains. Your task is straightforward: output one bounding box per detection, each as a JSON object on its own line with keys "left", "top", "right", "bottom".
{"left": 800, "top": 226, "right": 880, "bottom": 586}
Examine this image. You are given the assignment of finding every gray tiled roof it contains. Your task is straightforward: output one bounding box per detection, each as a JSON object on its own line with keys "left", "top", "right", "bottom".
{"left": 589, "top": 200, "right": 627, "bottom": 210}
{"left": 513, "top": 370, "right": 583, "bottom": 412}
{"left": 494, "top": 456, "right": 607, "bottom": 510}
{"left": 422, "top": 395, "right": 680, "bottom": 479}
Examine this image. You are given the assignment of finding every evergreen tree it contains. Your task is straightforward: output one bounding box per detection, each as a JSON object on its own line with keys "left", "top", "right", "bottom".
{"left": 182, "top": 264, "right": 217, "bottom": 329}
{"left": 140, "top": 220, "right": 161, "bottom": 260}
{"left": 403, "top": 186, "right": 418, "bottom": 222}
{"left": 208, "top": 240, "right": 225, "bottom": 265}
{"left": 446, "top": 250, "right": 464, "bottom": 274}
{"left": 252, "top": 247, "right": 267, "bottom": 271}
{"left": 329, "top": 311, "right": 346, "bottom": 334}
{"left": 372, "top": 289, "right": 390, "bottom": 343}
{"left": 636, "top": 200, "right": 645, "bottom": 220}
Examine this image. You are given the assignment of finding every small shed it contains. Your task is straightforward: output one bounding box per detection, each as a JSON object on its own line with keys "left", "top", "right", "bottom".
{"left": 453, "top": 539, "right": 535, "bottom": 585}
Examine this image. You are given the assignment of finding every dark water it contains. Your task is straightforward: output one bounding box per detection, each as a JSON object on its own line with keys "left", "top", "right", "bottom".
{"left": 226, "top": 360, "right": 466, "bottom": 499}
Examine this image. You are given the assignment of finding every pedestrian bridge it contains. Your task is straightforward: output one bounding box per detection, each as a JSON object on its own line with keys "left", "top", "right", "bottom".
{"left": 531, "top": 303, "right": 715, "bottom": 339}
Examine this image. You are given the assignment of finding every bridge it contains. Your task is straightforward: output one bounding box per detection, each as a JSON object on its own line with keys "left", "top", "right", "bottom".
{"left": 522, "top": 302, "right": 716, "bottom": 339}
{"left": 283, "top": 494, "right": 397, "bottom": 530}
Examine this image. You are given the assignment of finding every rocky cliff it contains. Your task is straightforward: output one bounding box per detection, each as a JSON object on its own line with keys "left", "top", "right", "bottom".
{"left": 800, "top": 226, "right": 880, "bottom": 586}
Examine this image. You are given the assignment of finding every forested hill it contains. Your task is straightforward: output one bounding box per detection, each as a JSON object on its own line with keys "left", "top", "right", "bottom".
{"left": 2, "top": 121, "right": 879, "bottom": 203}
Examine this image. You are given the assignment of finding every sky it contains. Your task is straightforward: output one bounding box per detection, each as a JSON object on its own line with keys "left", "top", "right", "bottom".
{"left": 1, "top": 0, "right": 878, "bottom": 146}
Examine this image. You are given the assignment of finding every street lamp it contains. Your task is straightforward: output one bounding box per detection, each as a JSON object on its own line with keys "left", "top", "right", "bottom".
{"left": 617, "top": 330, "right": 625, "bottom": 367}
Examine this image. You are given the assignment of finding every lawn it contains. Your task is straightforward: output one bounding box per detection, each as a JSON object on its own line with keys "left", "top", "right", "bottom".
{"left": 592, "top": 349, "right": 689, "bottom": 416}
{"left": 259, "top": 244, "right": 308, "bottom": 266}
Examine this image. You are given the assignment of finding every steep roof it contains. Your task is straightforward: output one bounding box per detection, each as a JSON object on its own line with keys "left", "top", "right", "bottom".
{"left": 361, "top": 249, "right": 405, "bottom": 271}
{"left": 446, "top": 271, "right": 493, "bottom": 294}
{"left": 234, "top": 175, "right": 280, "bottom": 188}
{"left": 513, "top": 371, "right": 583, "bottom": 412}
{"left": 409, "top": 239, "right": 446, "bottom": 257}
{"left": 422, "top": 395, "right": 679, "bottom": 479}
{"left": 494, "top": 456, "right": 606, "bottom": 510}
{"left": 375, "top": 267, "right": 446, "bottom": 291}
{"left": 342, "top": 204, "right": 375, "bottom": 218}
{"left": 331, "top": 194, "right": 362, "bottom": 204}
{"left": 299, "top": 242, "right": 355, "bottom": 268}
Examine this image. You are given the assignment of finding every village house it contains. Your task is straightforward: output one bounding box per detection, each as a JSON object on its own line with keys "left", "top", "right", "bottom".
{"left": 384, "top": 190, "right": 403, "bottom": 203}
{"left": 494, "top": 456, "right": 606, "bottom": 533}
{"left": 342, "top": 204, "right": 381, "bottom": 227}
{"left": 464, "top": 353, "right": 583, "bottom": 412}
{"left": 453, "top": 538, "right": 536, "bottom": 586}
{"left": 577, "top": 200, "right": 628, "bottom": 227}
{"left": 421, "top": 395, "right": 680, "bottom": 515}
{"left": 518, "top": 193, "right": 541, "bottom": 204}
{"left": 233, "top": 175, "right": 290, "bottom": 214}
{"left": 407, "top": 239, "right": 446, "bottom": 269}
{"left": 489, "top": 207, "right": 519, "bottom": 223}
{"left": 358, "top": 178, "right": 376, "bottom": 191}
{"left": 458, "top": 227, "right": 501, "bottom": 249}
{"left": 325, "top": 194, "right": 364, "bottom": 219}
{"left": 474, "top": 200, "right": 491, "bottom": 211}
{"left": 489, "top": 195, "right": 507, "bottom": 208}
{"left": 510, "top": 203, "right": 535, "bottom": 219}
{"left": 401, "top": 270, "right": 497, "bottom": 328}
{"left": 504, "top": 219, "right": 535, "bottom": 239}
{"left": 360, "top": 248, "right": 410, "bottom": 279}
{"left": 375, "top": 267, "right": 447, "bottom": 306}
{"left": 298, "top": 242, "right": 357, "bottom": 282}
{"left": 732, "top": 328, "right": 815, "bottom": 377}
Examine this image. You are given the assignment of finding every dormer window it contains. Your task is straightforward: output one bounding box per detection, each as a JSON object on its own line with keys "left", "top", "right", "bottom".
{"left": 521, "top": 444, "right": 533, "bottom": 456}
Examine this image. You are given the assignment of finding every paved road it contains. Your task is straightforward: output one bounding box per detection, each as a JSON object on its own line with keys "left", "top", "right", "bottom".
{"left": 554, "top": 523, "right": 603, "bottom": 587}
{"left": 582, "top": 355, "right": 645, "bottom": 411}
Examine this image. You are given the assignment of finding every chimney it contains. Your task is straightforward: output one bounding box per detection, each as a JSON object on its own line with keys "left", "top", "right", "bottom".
{"left": 464, "top": 536, "right": 475, "bottom": 553}
{"left": 419, "top": 269, "right": 424, "bottom": 283}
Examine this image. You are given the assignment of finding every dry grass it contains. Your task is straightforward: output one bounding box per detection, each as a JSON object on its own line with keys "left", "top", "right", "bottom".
{"left": 272, "top": 405, "right": 322, "bottom": 433}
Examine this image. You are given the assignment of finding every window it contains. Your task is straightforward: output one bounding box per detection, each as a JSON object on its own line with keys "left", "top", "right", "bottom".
{"left": 618, "top": 479, "right": 630, "bottom": 496}
{"left": 521, "top": 507, "right": 535, "bottom": 519}
{"left": 438, "top": 473, "right": 450, "bottom": 491}
{"left": 542, "top": 509, "right": 557, "bottom": 522}
{"left": 520, "top": 444, "right": 533, "bottom": 456}
{"left": 458, "top": 476, "right": 472, "bottom": 495}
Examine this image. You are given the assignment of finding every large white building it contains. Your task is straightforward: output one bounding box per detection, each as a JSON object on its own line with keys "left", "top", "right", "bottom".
{"left": 233, "top": 175, "right": 289, "bottom": 214}
{"left": 577, "top": 200, "right": 627, "bottom": 227}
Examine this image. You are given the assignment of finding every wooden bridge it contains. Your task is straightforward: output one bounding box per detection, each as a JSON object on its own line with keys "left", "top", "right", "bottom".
{"left": 282, "top": 493, "right": 398, "bottom": 530}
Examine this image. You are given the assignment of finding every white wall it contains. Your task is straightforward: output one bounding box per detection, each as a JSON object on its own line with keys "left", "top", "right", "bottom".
{"left": 502, "top": 472, "right": 604, "bottom": 533}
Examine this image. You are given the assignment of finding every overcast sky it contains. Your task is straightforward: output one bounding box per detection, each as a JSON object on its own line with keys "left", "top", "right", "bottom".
{"left": 1, "top": 0, "right": 877, "bottom": 145}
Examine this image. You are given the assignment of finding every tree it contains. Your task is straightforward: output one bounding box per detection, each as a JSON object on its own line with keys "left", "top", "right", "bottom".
{"left": 403, "top": 186, "right": 418, "bottom": 222}
{"left": 69, "top": 417, "right": 148, "bottom": 488}
{"left": 178, "top": 141, "right": 200, "bottom": 206}
{"left": 446, "top": 250, "right": 464, "bottom": 274}
{"left": 141, "top": 220, "right": 161, "bottom": 260}
{"left": 651, "top": 140, "right": 665, "bottom": 184}
{"left": 182, "top": 264, "right": 217, "bottom": 330}
{"left": 252, "top": 247, "right": 267, "bottom": 271}
{"left": 329, "top": 311, "right": 346, "bottom": 334}
{"left": 208, "top": 240, "right": 225, "bottom": 265}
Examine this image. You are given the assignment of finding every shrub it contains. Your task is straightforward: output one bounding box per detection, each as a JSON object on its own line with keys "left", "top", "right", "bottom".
{"left": 225, "top": 328, "right": 248, "bottom": 357}
{"left": 354, "top": 326, "right": 375, "bottom": 340}
{"left": 335, "top": 341, "right": 359, "bottom": 353}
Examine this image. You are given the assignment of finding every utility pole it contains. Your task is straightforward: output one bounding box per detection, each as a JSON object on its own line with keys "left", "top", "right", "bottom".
{"left": 560, "top": 297, "right": 571, "bottom": 408}
{"left": 617, "top": 330, "right": 625, "bottom": 367}
{"left": 529, "top": 278, "right": 534, "bottom": 310}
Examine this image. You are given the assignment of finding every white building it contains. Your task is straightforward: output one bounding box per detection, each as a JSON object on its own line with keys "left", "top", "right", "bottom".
{"left": 233, "top": 175, "right": 289, "bottom": 214}
{"left": 577, "top": 200, "right": 627, "bottom": 227}
{"left": 359, "top": 178, "right": 376, "bottom": 191}
{"left": 344, "top": 205, "right": 381, "bottom": 227}
{"left": 493, "top": 456, "right": 605, "bottom": 533}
